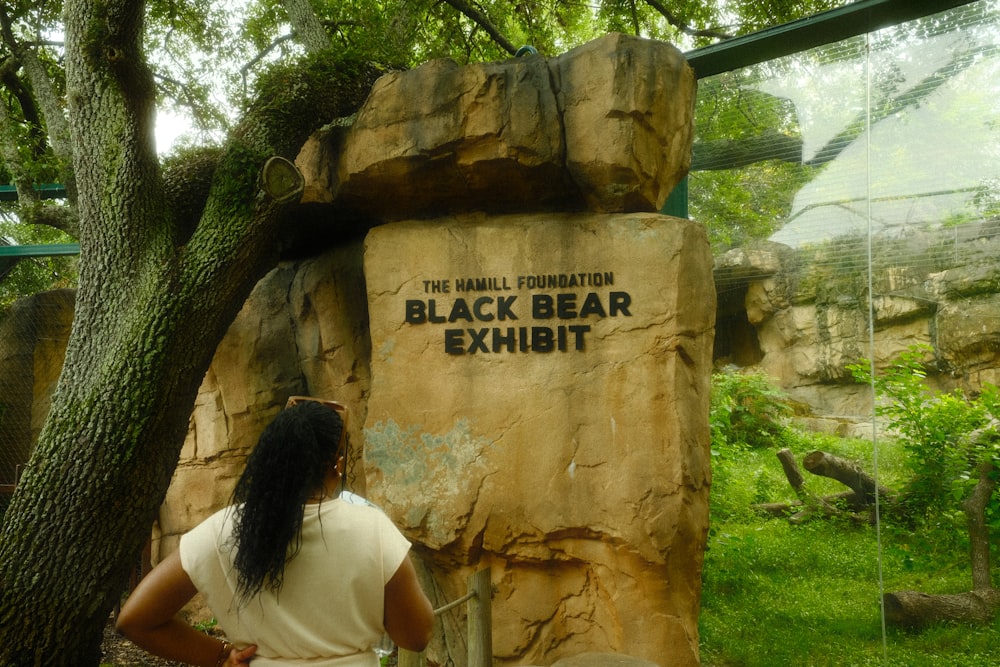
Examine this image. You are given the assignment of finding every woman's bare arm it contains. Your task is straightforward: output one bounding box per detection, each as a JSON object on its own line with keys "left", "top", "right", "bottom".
{"left": 383, "top": 554, "right": 435, "bottom": 652}
{"left": 116, "top": 550, "right": 256, "bottom": 667}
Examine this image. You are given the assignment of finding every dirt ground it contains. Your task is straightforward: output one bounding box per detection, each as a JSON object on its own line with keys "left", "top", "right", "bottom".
{"left": 100, "top": 618, "right": 188, "bottom": 667}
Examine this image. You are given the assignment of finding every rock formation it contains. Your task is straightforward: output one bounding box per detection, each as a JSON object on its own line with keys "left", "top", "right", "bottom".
{"left": 714, "top": 224, "right": 1000, "bottom": 433}
{"left": 299, "top": 31, "right": 694, "bottom": 218}
{"left": 2, "top": 33, "right": 709, "bottom": 666}
{"left": 362, "top": 212, "right": 713, "bottom": 665}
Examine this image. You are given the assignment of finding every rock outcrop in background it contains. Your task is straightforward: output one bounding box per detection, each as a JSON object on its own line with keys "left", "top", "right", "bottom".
{"left": 714, "top": 224, "right": 1000, "bottom": 434}
{"left": 1, "top": 34, "right": 710, "bottom": 666}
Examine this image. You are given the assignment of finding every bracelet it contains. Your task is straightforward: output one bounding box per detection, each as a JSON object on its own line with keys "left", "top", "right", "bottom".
{"left": 215, "top": 640, "right": 233, "bottom": 667}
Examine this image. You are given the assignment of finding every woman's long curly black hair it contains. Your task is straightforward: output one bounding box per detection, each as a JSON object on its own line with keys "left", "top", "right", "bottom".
{"left": 229, "top": 400, "right": 344, "bottom": 603}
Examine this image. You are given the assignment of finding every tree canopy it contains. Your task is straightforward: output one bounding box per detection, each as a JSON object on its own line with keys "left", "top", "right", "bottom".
{"left": 2, "top": 0, "right": 847, "bottom": 184}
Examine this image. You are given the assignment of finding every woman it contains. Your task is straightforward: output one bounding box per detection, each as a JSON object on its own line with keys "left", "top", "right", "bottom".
{"left": 117, "top": 399, "right": 434, "bottom": 666}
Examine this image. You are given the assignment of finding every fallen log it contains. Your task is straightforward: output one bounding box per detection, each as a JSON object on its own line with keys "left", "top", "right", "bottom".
{"left": 752, "top": 500, "right": 801, "bottom": 517}
{"left": 884, "top": 423, "right": 1000, "bottom": 629}
{"left": 803, "top": 450, "right": 897, "bottom": 505}
{"left": 755, "top": 449, "right": 879, "bottom": 522}
{"left": 776, "top": 448, "right": 804, "bottom": 490}
{"left": 752, "top": 491, "right": 868, "bottom": 517}
{"left": 771, "top": 448, "right": 842, "bottom": 523}
{"left": 883, "top": 588, "right": 1000, "bottom": 628}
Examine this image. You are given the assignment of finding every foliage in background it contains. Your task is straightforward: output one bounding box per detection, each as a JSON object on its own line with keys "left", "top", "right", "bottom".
{"left": 690, "top": 74, "right": 815, "bottom": 250}
{"left": 710, "top": 368, "right": 793, "bottom": 452}
{"left": 160, "top": 0, "right": 846, "bottom": 146}
{"left": 0, "top": 0, "right": 854, "bottom": 311}
{"left": 709, "top": 369, "right": 797, "bottom": 521}
{"left": 689, "top": 160, "right": 812, "bottom": 251}
{"left": 703, "top": 364, "right": 1000, "bottom": 665}
{"left": 0, "top": 215, "right": 78, "bottom": 313}
{"left": 848, "top": 344, "right": 1000, "bottom": 525}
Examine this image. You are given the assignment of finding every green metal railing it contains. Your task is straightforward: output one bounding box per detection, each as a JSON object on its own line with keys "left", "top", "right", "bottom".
{"left": 0, "top": 243, "right": 79, "bottom": 257}
{"left": 660, "top": 0, "right": 979, "bottom": 218}
{"left": 0, "top": 185, "right": 77, "bottom": 259}
{"left": 684, "top": 0, "right": 978, "bottom": 78}
{"left": 0, "top": 184, "right": 66, "bottom": 202}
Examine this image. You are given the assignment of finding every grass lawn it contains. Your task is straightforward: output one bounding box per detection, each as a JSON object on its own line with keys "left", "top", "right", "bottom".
{"left": 700, "top": 440, "right": 1000, "bottom": 667}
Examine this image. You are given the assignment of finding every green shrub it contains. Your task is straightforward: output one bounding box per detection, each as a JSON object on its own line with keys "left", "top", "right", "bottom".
{"left": 710, "top": 368, "right": 792, "bottom": 452}
{"left": 701, "top": 356, "right": 1000, "bottom": 666}
{"left": 848, "top": 344, "right": 1000, "bottom": 521}
{"left": 709, "top": 369, "right": 797, "bottom": 521}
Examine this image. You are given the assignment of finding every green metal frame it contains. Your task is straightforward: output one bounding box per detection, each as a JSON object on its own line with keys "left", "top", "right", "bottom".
{"left": 684, "top": 0, "right": 979, "bottom": 79}
{"left": 661, "top": 0, "right": 979, "bottom": 218}
{"left": 0, "top": 184, "right": 66, "bottom": 202}
{"left": 0, "top": 185, "right": 75, "bottom": 259}
{"left": 0, "top": 243, "right": 80, "bottom": 257}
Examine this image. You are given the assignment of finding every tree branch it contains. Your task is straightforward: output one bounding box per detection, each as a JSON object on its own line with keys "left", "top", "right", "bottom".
{"left": 19, "top": 48, "right": 77, "bottom": 200}
{"left": 239, "top": 33, "right": 296, "bottom": 99}
{"left": 803, "top": 450, "right": 897, "bottom": 506}
{"left": 440, "top": 0, "right": 518, "bottom": 56}
{"left": 14, "top": 200, "right": 80, "bottom": 236}
{"left": 0, "top": 99, "right": 39, "bottom": 201}
{"left": 642, "top": 0, "right": 733, "bottom": 40}
{"left": 963, "top": 420, "right": 999, "bottom": 592}
{"left": 281, "top": 0, "right": 332, "bottom": 54}
{"left": 0, "top": 5, "right": 76, "bottom": 211}
{"left": 692, "top": 130, "right": 803, "bottom": 171}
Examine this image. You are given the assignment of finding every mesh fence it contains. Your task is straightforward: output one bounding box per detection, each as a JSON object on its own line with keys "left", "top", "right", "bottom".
{"left": 692, "top": 1, "right": 1000, "bottom": 369}
{"left": 0, "top": 288, "right": 75, "bottom": 520}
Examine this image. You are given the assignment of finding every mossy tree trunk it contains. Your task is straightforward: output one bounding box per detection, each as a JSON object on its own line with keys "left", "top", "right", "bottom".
{"left": 0, "top": 1, "right": 380, "bottom": 663}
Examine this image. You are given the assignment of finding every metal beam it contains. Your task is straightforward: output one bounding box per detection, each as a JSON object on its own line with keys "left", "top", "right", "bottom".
{"left": 684, "top": 0, "right": 980, "bottom": 78}
{"left": 0, "top": 243, "right": 80, "bottom": 257}
{"left": 0, "top": 184, "right": 67, "bottom": 201}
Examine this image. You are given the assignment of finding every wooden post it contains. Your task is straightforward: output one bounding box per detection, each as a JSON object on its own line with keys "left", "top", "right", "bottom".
{"left": 398, "top": 567, "right": 492, "bottom": 666}
{"left": 467, "top": 568, "right": 493, "bottom": 667}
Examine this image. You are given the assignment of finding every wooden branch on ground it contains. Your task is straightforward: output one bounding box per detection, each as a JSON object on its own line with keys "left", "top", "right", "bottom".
{"left": 884, "top": 455, "right": 1000, "bottom": 629}
{"left": 775, "top": 448, "right": 844, "bottom": 524}
{"left": 761, "top": 439, "right": 1000, "bottom": 629}
{"left": 776, "top": 447, "right": 804, "bottom": 490}
{"left": 884, "top": 589, "right": 1000, "bottom": 628}
{"left": 887, "top": 453, "right": 1000, "bottom": 628}
{"left": 803, "top": 450, "right": 897, "bottom": 505}
{"left": 753, "top": 449, "right": 893, "bottom": 523}
{"left": 885, "top": 421, "right": 1000, "bottom": 629}
{"left": 753, "top": 491, "right": 864, "bottom": 517}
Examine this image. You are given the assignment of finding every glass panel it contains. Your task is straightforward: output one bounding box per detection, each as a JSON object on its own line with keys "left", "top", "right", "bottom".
{"left": 695, "top": 2, "right": 1000, "bottom": 664}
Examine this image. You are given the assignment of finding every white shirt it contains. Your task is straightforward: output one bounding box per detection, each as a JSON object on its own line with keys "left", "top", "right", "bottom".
{"left": 179, "top": 498, "right": 411, "bottom": 666}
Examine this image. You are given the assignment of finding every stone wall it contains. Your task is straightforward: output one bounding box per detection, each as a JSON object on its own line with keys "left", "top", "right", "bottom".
{"left": 0, "top": 289, "right": 74, "bottom": 485}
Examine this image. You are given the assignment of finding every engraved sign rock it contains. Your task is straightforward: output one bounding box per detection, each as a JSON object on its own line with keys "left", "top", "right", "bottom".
{"left": 363, "top": 212, "right": 715, "bottom": 665}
